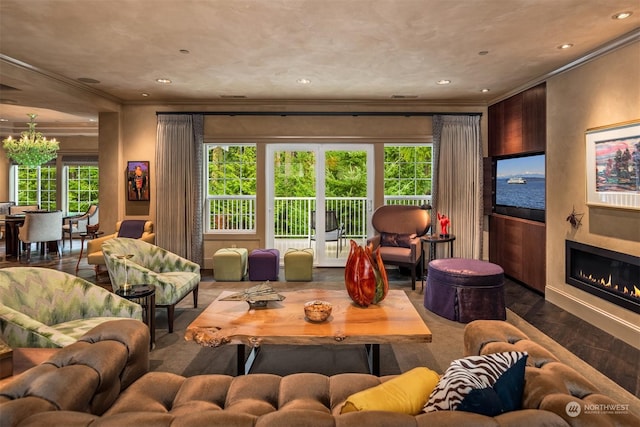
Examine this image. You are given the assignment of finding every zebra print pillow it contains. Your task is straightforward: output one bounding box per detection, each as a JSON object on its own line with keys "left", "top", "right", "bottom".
{"left": 423, "top": 351, "right": 528, "bottom": 416}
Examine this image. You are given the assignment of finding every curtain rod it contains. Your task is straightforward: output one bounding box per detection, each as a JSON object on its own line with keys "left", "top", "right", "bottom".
{"left": 156, "top": 111, "right": 482, "bottom": 117}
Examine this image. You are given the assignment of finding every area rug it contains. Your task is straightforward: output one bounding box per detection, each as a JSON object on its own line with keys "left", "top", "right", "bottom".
{"left": 149, "top": 279, "right": 639, "bottom": 416}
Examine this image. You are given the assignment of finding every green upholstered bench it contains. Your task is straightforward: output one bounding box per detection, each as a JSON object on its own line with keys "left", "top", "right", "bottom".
{"left": 213, "top": 248, "right": 248, "bottom": 281}
{"left": 284, "top": 248, "right": 314, "bottom": 281}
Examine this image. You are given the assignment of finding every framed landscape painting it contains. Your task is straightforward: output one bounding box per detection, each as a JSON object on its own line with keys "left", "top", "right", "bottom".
{"left": 127, "top": 161, "right": 150, "bottom": 201}
{"left": 585, "top": 120, "right": 640, "bottom": 210}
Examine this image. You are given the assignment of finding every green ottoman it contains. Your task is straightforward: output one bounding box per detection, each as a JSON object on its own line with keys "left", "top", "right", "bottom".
{"left": 213, "top": 248, "right": 248, "bottom": 281}
{"left": 284, "top": 248, "right": 314, "bottom": 281}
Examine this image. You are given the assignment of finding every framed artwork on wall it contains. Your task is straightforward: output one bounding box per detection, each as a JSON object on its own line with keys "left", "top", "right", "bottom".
{"left": 127, "top": 161, "right": 150, "bottom": 201}
{"left": 585, "top": 119, "right": 640, "bottom": 210}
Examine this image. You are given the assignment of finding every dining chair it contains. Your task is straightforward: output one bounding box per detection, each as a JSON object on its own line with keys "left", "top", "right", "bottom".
{"left": 62, "top": 204, "right": 99, "bottom": 249}
{"left": 17, "top": 210, "right": 64, "bottom": 261}
{"left": 9, "top": 205, "right": 40, "bottom": 215}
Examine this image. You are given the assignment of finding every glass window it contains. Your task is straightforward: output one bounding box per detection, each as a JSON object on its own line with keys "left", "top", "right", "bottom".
{"left": 384, "top": 144, "right": 432, "bottom": 206}
{"left": 205, "top": 144, "right": 257, "bottom": 233}
{"left": 66, "top": 165, "right": 99, "bottom": 214}
{"left": 11, "top": 161, "right": 99, "bottom": 214}
{"left": 13, "top": 164, "right": 57, "bottom": 211}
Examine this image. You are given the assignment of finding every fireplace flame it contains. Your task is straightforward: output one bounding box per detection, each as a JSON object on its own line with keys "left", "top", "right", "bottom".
{"left": 578, "top": 270, "right": 639, "bottom": 301}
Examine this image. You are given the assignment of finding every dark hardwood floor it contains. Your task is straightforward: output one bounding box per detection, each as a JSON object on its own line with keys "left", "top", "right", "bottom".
{"left": 1, "top": 239, "right": 638, "bottom": 397}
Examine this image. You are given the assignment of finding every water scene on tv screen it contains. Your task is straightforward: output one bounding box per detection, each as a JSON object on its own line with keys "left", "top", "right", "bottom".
{"left": 496, "top": 155, "right": 545, "bottom": 210}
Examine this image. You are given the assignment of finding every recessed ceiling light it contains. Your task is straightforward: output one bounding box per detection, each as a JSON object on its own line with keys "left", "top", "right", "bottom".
{"left": 297, "top": 78, "right": 311, "bottom": 85}
{"left": 156, "top": 78, "right": 172, "bottom": 84}
{"left": 480, "top": 88, "right": 490, "bottom": 93}
{"left": 141, "top": 93, "right": 150, "bottom": 97}
{"left": 612, "top": 11, "right": 632, "bottom": 20}
{"left": 0, "top": 118, "right": 8, "bottom": 122}
{"left": 557, "top": 43, "right": 574, "bottom": 50}
{"left": 436, "top": 79, "right": 451, "bottom": 85}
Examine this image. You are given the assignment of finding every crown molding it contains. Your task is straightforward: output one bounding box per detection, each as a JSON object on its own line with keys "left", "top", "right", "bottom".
{"left": 488, "top": 28, "right": 640, "bottom": 105}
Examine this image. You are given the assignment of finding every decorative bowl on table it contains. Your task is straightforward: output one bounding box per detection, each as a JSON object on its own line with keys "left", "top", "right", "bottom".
{"left": 304, "top": 300, "right": 332, "bottom": 322}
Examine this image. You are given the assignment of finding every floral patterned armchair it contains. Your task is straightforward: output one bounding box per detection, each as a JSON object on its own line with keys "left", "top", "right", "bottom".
{"left": 0, "top": 267, "right": 142, "bottom": 348}
{"left": 102, "top": 238, "right": 200, "bottom": 333}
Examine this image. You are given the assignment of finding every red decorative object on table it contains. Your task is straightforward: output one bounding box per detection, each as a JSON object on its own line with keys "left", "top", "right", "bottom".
{"left": 437, "top": 212, "right": 450, "bottom": 237}
{"left": 344, "top": 240, "right": 389, "bottom": 307}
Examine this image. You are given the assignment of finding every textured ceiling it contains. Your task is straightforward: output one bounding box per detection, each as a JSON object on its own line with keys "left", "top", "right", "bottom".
{"left": 0, "top": 0, "right": 639, "bottom": 134}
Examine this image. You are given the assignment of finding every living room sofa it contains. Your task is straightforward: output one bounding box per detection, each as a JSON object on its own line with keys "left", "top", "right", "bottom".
{"left": 1, "top": 319, "right": 637, "bottom": 426}
{"left": 0, "top": 267, "right": 142, "bottom": 348}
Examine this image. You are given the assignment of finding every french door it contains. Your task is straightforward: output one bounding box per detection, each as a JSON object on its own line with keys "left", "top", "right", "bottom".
{"left": 266, "top": 144, "right": 374, "bottom": 267}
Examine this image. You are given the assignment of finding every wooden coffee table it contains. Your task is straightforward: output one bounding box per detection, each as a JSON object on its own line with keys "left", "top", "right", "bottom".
{"left": 185, "top": 289, "right": 432, "bottom": 375}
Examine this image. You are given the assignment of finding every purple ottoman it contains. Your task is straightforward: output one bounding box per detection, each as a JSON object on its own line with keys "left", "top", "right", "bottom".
{"left": 248, "top": 249, "right": 280, "bottom": 281}
{"left": 424, "top": 258, "right": 505, "bottom": 323}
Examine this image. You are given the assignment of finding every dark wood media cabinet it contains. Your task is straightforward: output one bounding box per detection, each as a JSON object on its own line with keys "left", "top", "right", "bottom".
{"left": 489, "top": 214, "right": 546, "bottom": 293}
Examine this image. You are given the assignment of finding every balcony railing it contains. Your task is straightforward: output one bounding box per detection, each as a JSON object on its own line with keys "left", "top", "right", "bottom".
{"left": 206, "top": 195, "right": 432, "bottom": 237}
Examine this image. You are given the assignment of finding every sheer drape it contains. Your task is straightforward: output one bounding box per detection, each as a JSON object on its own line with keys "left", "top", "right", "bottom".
{"left": 432, "top": 115, "right": 483, "bottom": 259}
{"left": 156, "top": 114, "right": 203, "bottom": 265}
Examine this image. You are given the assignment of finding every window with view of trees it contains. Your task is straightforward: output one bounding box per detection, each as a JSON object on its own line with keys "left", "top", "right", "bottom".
{"left": 11, "top": 162, "right": 98, "bottom": 213}
{"left": 384, "top": 145, "right": 432, "bottom": 204}
{"left": 206, "top": 144, "right": 257, "bottom": 232}
{"left": 13, "top": 164, "right": 57, "bottom": 211}
{"left": 204, "top": 143, "right": 432, "bottom": 234}
{"left": 66, "top": 165, "right": 99, "bottom": 214}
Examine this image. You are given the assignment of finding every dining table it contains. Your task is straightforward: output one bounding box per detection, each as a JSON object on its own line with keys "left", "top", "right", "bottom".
{"left": 3, "top": 212, "right": 76, "bottom": 259}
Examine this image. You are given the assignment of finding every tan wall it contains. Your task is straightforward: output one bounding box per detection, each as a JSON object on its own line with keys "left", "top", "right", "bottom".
{"left": 546, "top": 41, "right": 640, "bottom": 348}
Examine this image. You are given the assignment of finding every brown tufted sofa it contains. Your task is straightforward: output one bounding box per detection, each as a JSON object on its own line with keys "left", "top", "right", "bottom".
{"left": 1, "top": 319, "right": 637, "bottom": 426}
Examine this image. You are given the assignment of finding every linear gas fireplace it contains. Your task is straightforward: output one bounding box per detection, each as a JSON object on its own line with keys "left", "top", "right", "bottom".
{"left": 565, "top": 240, "right": 639, "bottom": 314}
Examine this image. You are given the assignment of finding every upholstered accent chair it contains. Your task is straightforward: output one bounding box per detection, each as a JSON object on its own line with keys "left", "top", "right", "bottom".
{"left": 0, "top": 267, "right": 142, "bottom": 348}
{"left": 367, "top": 205, "right": 431, "bottom": 290}
{"left": 86, "top": 220, "right": 155, "bottom": 279}
{"left": 62, "top": 204, "right": 99, "bottom": 249}
{"left": 102, "top": 238, "right": 200, "bottom": 333}
{"left": 18, "top": 210, "right": 64, "bottom": 261}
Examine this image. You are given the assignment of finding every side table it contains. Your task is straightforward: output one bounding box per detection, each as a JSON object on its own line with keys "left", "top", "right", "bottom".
{"left": 115, "top": 285, "right": 156, "bottom": 350}
{"left": 420, "top": 234, "right": 456, "bottom": 289}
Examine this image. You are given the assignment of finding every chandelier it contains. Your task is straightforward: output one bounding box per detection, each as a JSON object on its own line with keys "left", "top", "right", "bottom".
{"left": 2, "top": 113, "right": 60, "bottom": 167}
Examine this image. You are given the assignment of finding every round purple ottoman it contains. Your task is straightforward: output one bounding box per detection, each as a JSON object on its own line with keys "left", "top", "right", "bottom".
{"left": 248, "top": 249, "right": 280, "bottom": 281}
{"left": 424, "top": 258, "right": 506, "bottom": 323}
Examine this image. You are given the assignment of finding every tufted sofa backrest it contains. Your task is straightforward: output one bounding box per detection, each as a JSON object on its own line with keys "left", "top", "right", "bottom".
{"left": 463, "top": 320, "right": 639, "bottom": 426}
{"left": 0, "top": 319, "right": 149, "bottom": 425}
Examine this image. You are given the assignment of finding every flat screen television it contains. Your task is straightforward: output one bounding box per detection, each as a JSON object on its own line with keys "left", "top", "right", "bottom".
{"left": 494, "top": 153, "right": 545, "bottom": 222}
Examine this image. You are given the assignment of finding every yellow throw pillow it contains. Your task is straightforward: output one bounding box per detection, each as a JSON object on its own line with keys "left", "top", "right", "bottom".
{"left": 340, "top": 367, "right": 440, "bottom": 415}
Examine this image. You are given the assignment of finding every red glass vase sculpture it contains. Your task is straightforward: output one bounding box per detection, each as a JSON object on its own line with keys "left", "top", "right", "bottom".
{"left": 344, "top": 240, "right": 389, "bottom": 307}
